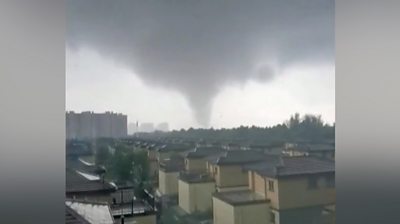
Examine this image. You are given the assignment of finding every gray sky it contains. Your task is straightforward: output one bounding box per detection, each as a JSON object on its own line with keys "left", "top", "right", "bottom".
{"left": 66, "top": 0, "right": 335, "bottom": 130}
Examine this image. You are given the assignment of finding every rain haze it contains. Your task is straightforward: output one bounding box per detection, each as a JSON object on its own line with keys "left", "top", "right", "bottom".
{"left": 66, "top": 0, "right": 335, "bottom": 130}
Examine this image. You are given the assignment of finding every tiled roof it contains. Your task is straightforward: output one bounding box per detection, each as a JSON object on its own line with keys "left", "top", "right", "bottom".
{"left": 179, "top": 172, "right": 214, "bottom": 183}
{"left": 208, "top": 150, "right": 266, "bottom": 165}
{"left": 185, "top": 146, "right": 226, "bottom": 159}
{"left": 159, "top": 155, "right": 185, "bottom": 172}
{"left": 288, "top": 143, "right": 335, "bottom": 152}
{"left": 156, "top": 143, "right": 192, "bottom": 152}
{"left": 66, "top": 169, "right": 116, "bottom": 194}
{"left": 249, "top": 156, "right": 335, "bottom": 178}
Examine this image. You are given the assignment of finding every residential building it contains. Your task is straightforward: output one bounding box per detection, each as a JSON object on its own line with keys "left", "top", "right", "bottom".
{"left": 66, "top": 111, "right": 127, "bottom": 139}
{"left": 184, "top": 146, "right": 226, "bottom": 172}
{"left": 155, "top": 143, "right": 193, "bottom": 161}
{"left": 66, "top": 168, "right": 116, "bottom": 204}
{"left": 156, "top": 155, "right": 185, "bottom": 207}
{"left": 213, "top": 190, "right": 270, "bottom": 224}
{"left": 206, "top": 150, "right": 272, "bottom": 192}
{"left": 244, "top": 156, "right": 335, "bottom": 224}
{"left": 178, "top": 172, "right": 216, "bottom": 214}
{"left": 177, "top": 146, "right": 226, "bottom": 214}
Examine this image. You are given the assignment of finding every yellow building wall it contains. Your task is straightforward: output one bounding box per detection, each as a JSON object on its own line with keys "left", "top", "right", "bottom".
{"left": 233, "top": 202, "right": 270, "bottom": 224}
{"left": 178, "top": 180, "right": 190, "bottom": 213}
{"left": 213, "top": 197, "right": 270, "bottom": 224}
{"left": 158, "top": 170, "right": 179, "bottom": 195}
{"left": 207, "top": 162, "right": 217, "bottom": 178}
{"left": 248, "top": 171, "right": 254, "bottom": 190}
{"left": 253, "top": 172, "right": 267, "bottom": 196}
{"left": 185, "top": 158, "right": 207, "bottom": 172}
{"left": 265, "top": 177, "right": 280, "bottom": 209}
{"left": 213, "top": 197, "right": 235, "bottom": 224}
{"left": 216, "top": 165, "right": 248, "bottom": 188}
{"left": 179, "top": 180, "right": 216, "bottom": 214}
{"left": 277, "top": 175, "right": 336, "bottom": 209}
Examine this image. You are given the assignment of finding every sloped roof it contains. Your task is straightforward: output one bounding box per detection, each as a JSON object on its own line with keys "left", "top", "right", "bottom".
{"left": 66, "top": 169, "right": 116, "bottom": 194}
{"left": 207, "top": 150, "right": 266, "bottom": 165}
{"left": 156, "top": 143, "right": 192, "bottom": 152}
{"left": 65, "top": 200, "right": 114, "bottom": 224}
{"left": 288, "top": 143, "right": 335, "bottom": 152}
{"left": 159, "top": 155, "right": 185, "bottom": 172}
{"left": 185, "top": 146, "right": 226, "bottom": 159}
{"left": 66, "top": 206, "right": 91, "bottom": 224}
{"left": 248, "top": 156, "right": 335, "bottom": 178}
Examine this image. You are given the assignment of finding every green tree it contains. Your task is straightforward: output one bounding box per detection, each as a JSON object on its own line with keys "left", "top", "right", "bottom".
{"left": 95, "top": 145, "right": 110, "bottom": 166}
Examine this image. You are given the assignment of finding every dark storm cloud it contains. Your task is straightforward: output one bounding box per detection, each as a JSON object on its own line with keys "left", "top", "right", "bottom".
{"left": 67, "top": 0, "right": 334, "bottom": 126}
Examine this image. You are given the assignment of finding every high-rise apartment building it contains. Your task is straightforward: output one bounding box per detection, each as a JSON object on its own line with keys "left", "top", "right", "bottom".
{"left": 66, "top": 111, "right": 127, "bottom": 139}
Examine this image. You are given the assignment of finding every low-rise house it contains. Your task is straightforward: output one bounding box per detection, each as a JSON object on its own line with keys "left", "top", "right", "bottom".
{"left": 206, "top": 150, "right": 271, "bottom": 192}
{"left": 156, "top": 155, "right": 185, "bottom": 207}
{"left": 184, "top": 146, "right": 226, "bottom": 172}
{"left": 178, "top": 172, "right": 216, "bottom": 214}
{"left": 245, "top": 156, "right": 335, "bottom": 224}
{"left": 177, "top": 146, "right": 226, "bottom": 215}
{"left": 66, "top": 168, "right": 116, "bottom": 203}
{"left": 213, "top": 190, "right": 270, "bottom": 224}
{"left": 156, "top": 143, "right": 193, "bottom": 161}
{"left": 145, "top": 143, "right": 161, "bottom": 179}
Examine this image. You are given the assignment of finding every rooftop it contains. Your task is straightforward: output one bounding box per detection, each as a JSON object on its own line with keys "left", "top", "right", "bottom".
{"left": 65, "top": 200, "right": 114, "bottom": 224}
{"left": 159, "top": 155, "right": 185, "bottom": 172}
{"left": 246, "top": 156, "right": 335, "bottom": 178}
{"left": 179, "top": 172, "right": 214, "bottom": 183}
{"left": 208, "top": 150, "right": 268, "bottom": 165}
{"left": 156, "top": 143, "right": 193, "bottom": 153}
{"left": 185, "top": 146, "right": 226, "bottom": 159}
{"left": 66, "top": 169, "right": 116, "bottom": 194}
{"left": 66, "top": 206, "right": 90, "bottom": 224}
{"left": 110, "top": 201, "right": 155, "bottom": 217}
{"left": 286, "top": 143, "right": 335, "bottom": 152}
{"left": 213, "top": 190, "right": 268, "bottom": 206}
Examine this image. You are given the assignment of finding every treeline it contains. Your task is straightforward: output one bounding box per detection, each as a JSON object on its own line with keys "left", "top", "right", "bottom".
{"left": 95, "top": 144, "right": 150, "bottom": 186}
{"left": 149, "top": 113, "right": 334, "bottom": 145}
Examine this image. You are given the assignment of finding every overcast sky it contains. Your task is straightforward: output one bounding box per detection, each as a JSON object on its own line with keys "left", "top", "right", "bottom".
{"left": 66, "top": 0, "right": 335, "bottom": 130}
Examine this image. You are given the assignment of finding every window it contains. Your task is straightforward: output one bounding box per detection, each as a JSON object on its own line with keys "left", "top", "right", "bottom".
{"left": 308, "top": 176, "right": 318, "bottom": 189}
{"left": 268, "top": 180, "right": 275, "bottom": 192}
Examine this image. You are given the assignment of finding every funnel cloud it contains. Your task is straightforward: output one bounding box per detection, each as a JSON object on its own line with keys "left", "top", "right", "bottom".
{"left": 67, "top": 0, "right": 334, "bottom": 126}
